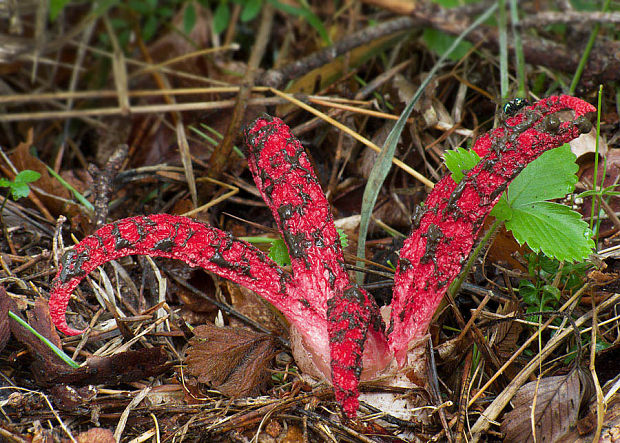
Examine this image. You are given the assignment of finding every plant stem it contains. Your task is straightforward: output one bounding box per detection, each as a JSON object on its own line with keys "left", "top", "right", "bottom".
{"left": 449, "top": 219, "right": 503, "bottom": 299}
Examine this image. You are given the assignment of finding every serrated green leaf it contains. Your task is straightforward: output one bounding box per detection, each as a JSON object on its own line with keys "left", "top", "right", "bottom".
{"left": 15, "top": 170, "right": 41, "bottom": 184}
{"left": 337, "top": 228, "right": 348, "bottom": 248}
{"left": 491, "top": 194, "right": 512, "bottom": 221}
{"left": 505, "top": 144, "right": 578, "bottom": 205}
{"left": 490, "top": 144, "right": 593, "bottom": 261}
{"left": 0, "top": 178, "right": 12, "bottom": 188}
{"left": 268, "top": 239, "right": 291, "bottom": 267}
{"left": 444, "top": 147, "right": 481, "bottom": 183}
{"left": 505, "top": 201, "right": 594, "bottom": 262}
{"left": 11, "top": 182, "right": 31, "bottom": 200}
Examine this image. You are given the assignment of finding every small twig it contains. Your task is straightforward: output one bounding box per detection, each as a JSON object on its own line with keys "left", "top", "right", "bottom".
{"left": 518, "top": 10, "right": 620, "bottom": 28}
{"left": 203, "top": 3, "right": 274, "bottom": 196}
{"left": 90, "top": 144, "right": 129, "bottom": 228}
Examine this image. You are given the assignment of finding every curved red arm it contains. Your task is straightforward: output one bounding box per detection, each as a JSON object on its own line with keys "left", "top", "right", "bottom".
{"left": 49, "top": 214, "right": 291, "bottom": 336}
{"left": 244, "top": 116, "right": 388, "bottom": 417}
{"left": 389, "top": 95, "right": 595, "bottom": 363}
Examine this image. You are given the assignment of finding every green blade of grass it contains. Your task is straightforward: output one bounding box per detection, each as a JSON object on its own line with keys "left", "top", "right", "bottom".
{"left": 45, "top": 165, "right": 94, "bottom": 212}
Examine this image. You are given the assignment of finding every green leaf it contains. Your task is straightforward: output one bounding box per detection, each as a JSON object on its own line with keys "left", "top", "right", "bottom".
{"left": 49, "top": 0, "right": 72, "bottom": 21}
{"left": 491, "top": 194, "right": 512, "bottom": 221}
{"left": 540, "top": 284, "right": 561, "bottom": 306}
{"left": 268, "top": 238, "right": 291, "bottom": 267}
{"left": 14, "top": 170, "right": 41, "bottom": 184}
{"left": 142, "top": 14, "right": 158, "bottom": 42}
{"left": 504, "top": 201, "right": 593, "bottom": 262}
{"left": 241, "top": 0, "right": 262, "bottom": 22}
{"left": 183, "top": 3, "right": 197, "bottom": 34}
{"left": 503, "top": 144, "right": 578, "bottom": 204}
{"left": 423, "top": 28, "right": 473, "bottom": 62}
{"left": 337, "top": 228, "right": 348, "bottom": 248}
{"left": 213, "top": 2, "right": 231, "bottom": 35}
{"left": 444, "top": 147, "right": 481, "bottom": 183}
{"left": 0, "top": 178, "right": 12, "bottom": 188}
{"left": 490, "top": 144, "right": 593, "bottom": 261}
{"left": 518, "top": 280, "right": 538, "bottom": 306}
{"left": 10, "top": 182, "right": 31, "bottom": 200}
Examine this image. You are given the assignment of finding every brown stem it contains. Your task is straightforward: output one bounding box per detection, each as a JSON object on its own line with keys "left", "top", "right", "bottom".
{"left": 202, "top": 3, "right": 275, "bottom": 199}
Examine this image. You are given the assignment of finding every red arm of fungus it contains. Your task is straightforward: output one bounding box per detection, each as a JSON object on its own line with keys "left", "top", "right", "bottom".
{"left": 49, "top": 214, "right": 292, "bottom": 336}
{"left": 388, "top": 95, "right": 595, "bottom": 363}
{"left": 245, "top": 116, "right": 389, "bottom": 417}
{"left": 244, "top": 116, "right": 352, "bottom": 311}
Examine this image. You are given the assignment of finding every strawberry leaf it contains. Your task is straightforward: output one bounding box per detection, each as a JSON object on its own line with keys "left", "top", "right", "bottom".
{"left": 446, "top": 143, "right": 593, "bottom": 262}
{"left": 501, "top": 201, "right": 593, "bottom": 261}
{"left": 498, "top": 144, "right": 578, "bottom": 203}
{"left": 268, "top": 238, "right": 291, "bottom": 267}
{"left": 491, "top": 144, "right": 593, "bottom": 261}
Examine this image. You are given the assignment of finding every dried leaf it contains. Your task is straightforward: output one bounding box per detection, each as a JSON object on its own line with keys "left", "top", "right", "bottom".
{"left": 48, "top": 347, "right": 170, "bottom": 386}
{"left": 49, "top": 385, "right": 97, "bottom": 411}
{"left": 185, "top": 323, "right": 277, "bottom": 398}
{"left": 9, "top": 296, "right": 66, "bottom": 369}
{"left": 501, "top": 370, "right": 586, "bottom": 442}
{"left": 8, "top": 130, "right": 81, "bottom": 216}
{"left": 226, "top": 281, "right": 283, "bottom": 332}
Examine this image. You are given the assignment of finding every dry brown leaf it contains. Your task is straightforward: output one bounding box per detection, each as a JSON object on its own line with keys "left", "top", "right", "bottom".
{"left": 501, "top": 370, "right": 588, "bottom": 442}
{"left": 226, "top": 281, "right": 284, "bottom": 332}
{"left": 185, "top": 322, "right": 277, "bottom": 398}
{"left": 558, "top": 374, "right": 620, "bottom": 442}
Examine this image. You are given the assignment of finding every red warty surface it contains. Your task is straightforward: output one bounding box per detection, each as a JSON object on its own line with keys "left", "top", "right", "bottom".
{"left": 49, "top": 95, "right": 595, "bottom": 417}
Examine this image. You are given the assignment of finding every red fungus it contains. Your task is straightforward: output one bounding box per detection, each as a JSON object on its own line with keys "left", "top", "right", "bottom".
{"left": 48, "top": 96, "right": 594, "bottom": 418}
{"left": 49, "top": 215, "right": 291, "bottom": 335}
{"left": 245, "top": 116, "right": 390, "bottom": 416}
{"left": 389, "top": 95, "right": 595, "bottom": 363}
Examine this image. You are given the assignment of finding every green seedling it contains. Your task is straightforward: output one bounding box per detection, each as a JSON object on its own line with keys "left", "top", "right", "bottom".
{"left": 0, "top": 170, "right": 41, "bottom": 242}
{"left": 0, "top": 170, "right": 41, "bottom": 202}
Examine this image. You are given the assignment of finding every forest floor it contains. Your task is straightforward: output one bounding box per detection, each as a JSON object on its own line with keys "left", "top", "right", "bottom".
{"left": 0, "top": 1, "right": 619, "bottom": 442}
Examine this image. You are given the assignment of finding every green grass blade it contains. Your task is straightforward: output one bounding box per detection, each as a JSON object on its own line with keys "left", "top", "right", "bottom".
{"left": 498, "top": 0, "right": 509, "bottom": 100}
{"left": 45, "top": 165, "right": 94, "bottom": 211}
{"left": 509, "top": 0, "right": 526, "bottom": 96}
{"left": 569, "top": 0, "right": 610, "bottom": 94}
{"left": 8, "top": 310, "right": 80, "bottom": 368}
